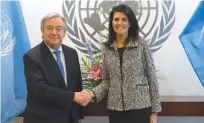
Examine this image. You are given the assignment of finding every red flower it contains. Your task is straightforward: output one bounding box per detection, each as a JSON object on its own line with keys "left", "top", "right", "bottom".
{"left": 88, "top": 65, "right": 103, "bottom": 80}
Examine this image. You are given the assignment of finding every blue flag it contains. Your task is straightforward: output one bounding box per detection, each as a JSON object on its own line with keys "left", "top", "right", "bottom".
{"left": 1, "top": 1, "right": 30, "bottom": 122}
{"left": 179, "top": 1, "right": 204, "bottom": 87}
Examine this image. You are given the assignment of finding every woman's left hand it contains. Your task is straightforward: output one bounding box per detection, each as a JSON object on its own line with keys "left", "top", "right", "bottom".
{"left": 150, "top": 113, "right": 157, "bottom": 123}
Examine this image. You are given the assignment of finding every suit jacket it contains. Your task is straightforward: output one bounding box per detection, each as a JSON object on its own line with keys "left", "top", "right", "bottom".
{"left": 93, "top": 37, "right": 162, "bottom": 112}
{"left": 23, "top": 41, "right": 83, "bottom": 123}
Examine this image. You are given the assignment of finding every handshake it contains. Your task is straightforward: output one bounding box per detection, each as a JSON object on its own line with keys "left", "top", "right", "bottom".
{"left": 74, "top": 90, "right": 95, "bottom": 106}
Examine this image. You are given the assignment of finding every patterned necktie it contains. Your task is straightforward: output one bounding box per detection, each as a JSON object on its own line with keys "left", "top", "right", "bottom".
{"left": 53, "top": 50, "right": 65, "bottom": 77}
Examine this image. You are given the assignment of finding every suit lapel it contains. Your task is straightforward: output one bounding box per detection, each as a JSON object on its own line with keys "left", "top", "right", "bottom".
{"left": 41, "top": 42, "right": 67, "bottom": 88}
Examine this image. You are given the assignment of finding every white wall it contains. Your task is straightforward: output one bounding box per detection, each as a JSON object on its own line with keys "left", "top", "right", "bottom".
{"left": 20, "top": 0, "right": 204, "bottom": 101}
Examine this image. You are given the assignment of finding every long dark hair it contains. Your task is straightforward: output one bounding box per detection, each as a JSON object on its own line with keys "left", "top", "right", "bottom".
{"left": 105, "top": 4, "right": 140, "bottom": 47}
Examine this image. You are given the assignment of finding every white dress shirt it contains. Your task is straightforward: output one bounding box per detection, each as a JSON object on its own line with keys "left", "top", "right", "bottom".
{"left": 46, "top": 44, "right": 67, "bottom": 86}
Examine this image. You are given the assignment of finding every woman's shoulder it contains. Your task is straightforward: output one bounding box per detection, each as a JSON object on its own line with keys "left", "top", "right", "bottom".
{"left": 135, "top": 37, "right": 148, "bottom": 47}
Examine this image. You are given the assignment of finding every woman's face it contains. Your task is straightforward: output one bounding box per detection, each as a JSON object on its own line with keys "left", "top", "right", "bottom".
{"left": 112, "top": 12, "right": 130, "bottom": 37}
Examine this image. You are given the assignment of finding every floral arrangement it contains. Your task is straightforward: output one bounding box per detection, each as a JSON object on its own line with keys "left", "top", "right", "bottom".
{"left": 81, "top": 38, "right": 103, "bottom": 89}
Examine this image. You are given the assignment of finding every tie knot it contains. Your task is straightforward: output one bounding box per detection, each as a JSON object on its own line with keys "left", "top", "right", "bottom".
{"left": 53, "top": 50, "right": 61, "bottom": 58}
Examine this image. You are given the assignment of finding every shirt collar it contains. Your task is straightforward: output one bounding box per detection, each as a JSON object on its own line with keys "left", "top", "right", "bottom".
{"left": 45, "top": 43, "right": 63, "bottom": 53}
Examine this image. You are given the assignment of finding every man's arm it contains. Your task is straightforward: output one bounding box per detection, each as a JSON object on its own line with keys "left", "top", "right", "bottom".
{"left": 24, "top": 53, "right": 75, "bottom": 109}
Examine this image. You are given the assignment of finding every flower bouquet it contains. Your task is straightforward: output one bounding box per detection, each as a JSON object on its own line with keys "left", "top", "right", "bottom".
{"left": 81, "top": 38, "right": 103, "bottom": 89}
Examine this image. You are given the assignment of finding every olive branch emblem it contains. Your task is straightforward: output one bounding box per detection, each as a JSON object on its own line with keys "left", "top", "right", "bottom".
{"left": 0, "top": 30, "right": 15, "bottom": 58}
{"left": 62, "top": 0, "right": 175, "bottom": 54}
{"left": 62, "top": 1, "right": 101, "bottom": 55}
{"left": 148, "top": 1, "right": 175, "bottom": 53}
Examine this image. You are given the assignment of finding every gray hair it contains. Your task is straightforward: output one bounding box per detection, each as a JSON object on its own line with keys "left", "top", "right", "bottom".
{"left": 41, "top": 12, "right": 67, "bottom": 32}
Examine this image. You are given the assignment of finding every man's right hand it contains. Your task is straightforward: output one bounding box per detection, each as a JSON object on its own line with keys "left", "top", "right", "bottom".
{"left": 74, "top": 92, "right": 92, "bottom": 106}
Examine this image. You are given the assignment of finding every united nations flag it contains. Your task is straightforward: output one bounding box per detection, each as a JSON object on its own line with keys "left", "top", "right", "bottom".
{"left": 179, "top": 1, "right": 204, "bottom": 87}
{"left": 1, "top": 1, "right": 30, "bottom": 122}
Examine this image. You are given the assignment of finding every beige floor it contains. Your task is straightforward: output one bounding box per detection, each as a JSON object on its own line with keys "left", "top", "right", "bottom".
{"left": 9, "top": 116, "right": 204, "bottom": 123}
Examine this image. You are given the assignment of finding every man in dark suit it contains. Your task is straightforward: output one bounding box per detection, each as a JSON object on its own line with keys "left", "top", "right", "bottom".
{"left": 23, "top": 13, "right": 89, "bottom": 123}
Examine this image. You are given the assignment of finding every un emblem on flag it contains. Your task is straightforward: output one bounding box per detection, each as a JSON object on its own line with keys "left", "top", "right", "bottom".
{"left": 0, "top": 11, "right": 15, "bottom": 57}
{"left": 63, "top": 0, "right": 175, "bottom": 55}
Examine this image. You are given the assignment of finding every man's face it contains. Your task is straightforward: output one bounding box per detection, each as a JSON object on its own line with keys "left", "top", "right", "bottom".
{"left": 42, "top": 17, "right": 65, "bottom": 49}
